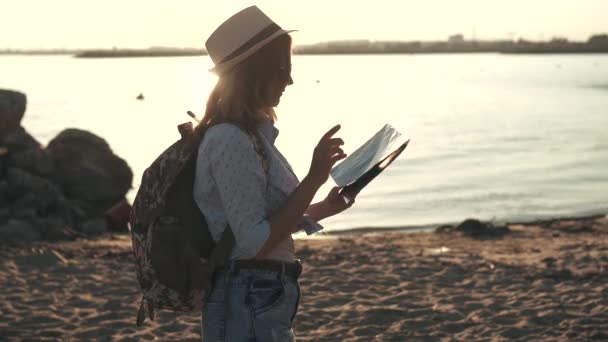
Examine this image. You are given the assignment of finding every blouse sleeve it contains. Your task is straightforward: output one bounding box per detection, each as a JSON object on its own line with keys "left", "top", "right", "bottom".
{"left": 197, "top": 124, "right": 270, "bottom": 258}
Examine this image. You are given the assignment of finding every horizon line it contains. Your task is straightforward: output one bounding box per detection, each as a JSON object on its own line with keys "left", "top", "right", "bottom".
{"left": 2, "top": 34, "right": 607, "bottom": 52}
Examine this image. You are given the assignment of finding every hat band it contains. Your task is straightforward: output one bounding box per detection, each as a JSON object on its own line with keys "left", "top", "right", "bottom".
{"left": 218, "top": 23, "right": 282, "bottom": 65}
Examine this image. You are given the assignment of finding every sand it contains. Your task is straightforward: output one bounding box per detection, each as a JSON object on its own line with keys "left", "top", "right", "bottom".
{"left": 1, "top": 215, "right": 607, "bottom": 341}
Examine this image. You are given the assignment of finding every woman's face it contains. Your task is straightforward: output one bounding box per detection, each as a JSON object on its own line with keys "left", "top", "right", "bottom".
{"left": 264, "top": 55, "right": 293, "bottom": 107}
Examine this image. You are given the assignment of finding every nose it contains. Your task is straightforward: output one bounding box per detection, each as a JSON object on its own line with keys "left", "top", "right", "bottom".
{"left": 287, "top": 75, "right": 294, "bottom": 86}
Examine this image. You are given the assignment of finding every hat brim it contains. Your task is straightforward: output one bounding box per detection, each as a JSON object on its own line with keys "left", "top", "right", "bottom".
{"left": 209, "top": 29, "right": 297, "bottom": 74}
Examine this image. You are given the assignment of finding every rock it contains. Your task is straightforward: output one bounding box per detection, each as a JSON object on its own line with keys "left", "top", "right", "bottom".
{"left": 13, "top": 207, "right": 38, "bottom": 220}
{"left": 37, "top": 216, "right": 79, "bottom": 241}
{"left": 46, "top": 129, "right": 133, "bottom": 217}
{"left": 0, "top": 126, "right": 40, "bottom": 152}
{"left": 457, "top": 219, "right": 485, "bottom": 236}
{"left": 435, "top": 224, "right": 454, "bottom": 233}
{"left": 0, "top": 207, "right": 9, "bottom": 223}
{"left": 0, "top": 127, "right": 52, "bottom": 178}
{"left": 80, "top": 218, "right": 108, "bottom": 235}
{"left": 5, "top": 168, "right": 75, "bottom": 230}
{"left": 6, "top": 168, "right": 65, "bottom": 211}
{"left": 0, "top": 219, "right": 41, "bottom": 243}
{"left": 44, "top": 225, "right": 79, "bottom": 241}
{"left": 7, "top": 145, "right": 55, "bottom": 177}
{"left": 0, "top": 180, "right": 8, "bottom": 208}
{"left": 0, "top": 147, "right": 7, "bottom": 178}
{"left": 12, "top": 192, "right": 39, "bottom": 211}
{"left": 0, "top": 89, "right": 26, "bottom": 137}
{"left": 0, "top": 122, "right": 133, "bottom": 243}
{"left": 455, "top": 218, "right": 510, "bottom": 238}
{"left": 67, "top": 201, "right": 89, "bottom": 222}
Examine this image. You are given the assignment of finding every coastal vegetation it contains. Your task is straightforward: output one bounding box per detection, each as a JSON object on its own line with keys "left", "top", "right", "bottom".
{"left": 294, "top": 34, "right": 608, "bottom": 54}
{"left": 1, "top": 34, "right": 607, "bottom": 57}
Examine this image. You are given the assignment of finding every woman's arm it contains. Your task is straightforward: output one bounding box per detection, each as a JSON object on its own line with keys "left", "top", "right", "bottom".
{"left": 302, "top": 186, "right": 355, "bottom": 226}
{"left": 256, "top": 175, "right": 322, "bottom": 257}
{"left": 305, "top": 201, "right": 330, "bottom": 222}
{"left": 256, "top": 125, "right": 345, "bottom": 258}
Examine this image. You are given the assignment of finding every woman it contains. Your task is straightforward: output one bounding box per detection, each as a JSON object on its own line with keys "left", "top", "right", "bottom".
{"left": 193, "top": 6, "right": 354, "bottom": 342}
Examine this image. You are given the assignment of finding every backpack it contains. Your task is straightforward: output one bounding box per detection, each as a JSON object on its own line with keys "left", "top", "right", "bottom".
{"left": 129, "top": 118, "right": 268, "bottom": 326}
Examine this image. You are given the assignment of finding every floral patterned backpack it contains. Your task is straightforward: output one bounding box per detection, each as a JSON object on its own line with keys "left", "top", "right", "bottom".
{"left": 129, "top": 117, "right": 268, "bottom": 326}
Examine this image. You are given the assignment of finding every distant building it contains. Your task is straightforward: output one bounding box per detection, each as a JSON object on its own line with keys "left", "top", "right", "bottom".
{"left": 448, "top": 34, "right": 465, "bottom": 44}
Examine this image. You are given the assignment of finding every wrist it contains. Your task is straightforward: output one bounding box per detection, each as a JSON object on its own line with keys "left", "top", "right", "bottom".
{"left": 315, "top": 200, "right": 332, "bottom": 221}
{"left": 305, "top": 201, "right": 327, "bottom": 222}
{"left": 303, "top": 173, "right": 324, "bottom": 190}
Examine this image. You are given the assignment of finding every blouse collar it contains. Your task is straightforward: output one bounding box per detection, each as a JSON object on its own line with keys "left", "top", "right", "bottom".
{"left": 257, "top": 120, "right": 279, "bottom": 144}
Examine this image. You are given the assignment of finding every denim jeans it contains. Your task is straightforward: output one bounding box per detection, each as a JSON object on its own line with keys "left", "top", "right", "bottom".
{"left": 201, "top": 265, "right": 301, "bottom": 341}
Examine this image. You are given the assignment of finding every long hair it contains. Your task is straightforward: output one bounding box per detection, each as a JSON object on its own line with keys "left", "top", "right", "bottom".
{"left": 198, "top": 34, "right": 292, "bottom": 133}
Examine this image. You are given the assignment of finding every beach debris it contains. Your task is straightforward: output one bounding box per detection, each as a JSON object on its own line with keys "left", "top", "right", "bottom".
{"left": 542, "top": 257, "right": 557, "bottom": 267}
{"left": 43, "top": 222, "right": 80, "bottom": 241}
{"left": 50, "top": 249, "right": 69, "bottom": 264}
{"left": 426, "top": 246, "right": 450, "bottom": 255}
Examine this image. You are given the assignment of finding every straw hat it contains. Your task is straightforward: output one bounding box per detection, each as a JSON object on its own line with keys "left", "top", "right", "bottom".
{"left": 205, "top": 6, "right": 295, "bottom": 74}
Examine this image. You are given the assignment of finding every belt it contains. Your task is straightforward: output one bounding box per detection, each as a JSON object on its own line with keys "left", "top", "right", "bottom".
{"left": 219, "top": 259, "right": 302, "bottom": 278}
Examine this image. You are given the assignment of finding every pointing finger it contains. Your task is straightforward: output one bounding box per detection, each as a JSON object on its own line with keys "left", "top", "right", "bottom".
{"left": 322, "top": 124, "right": 341, "bottom": 141}
{"left": 327, "top": 138, "right": 344, "bottom": 146}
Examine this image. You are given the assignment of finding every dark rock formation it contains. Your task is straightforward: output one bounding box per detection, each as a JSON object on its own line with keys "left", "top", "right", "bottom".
{"left": 0, "top": 89, "right": 26, "bottom": 137}
{"left": 436, "top": 218, "right": 510, "bottom": 238}
{"left": 0, "top": 90, "right": 133, "bottom": 245}
{"left": 80, "top": 218, "right": 109, "bottom": 235}
{"left": 3, "top": 127, "right": 55, "bottom": 177}
{"left": 0, "top": 219, "right": 40, "bottom": 243}
{"left": 46, "top": 128, "right": 133, "bottom": 217}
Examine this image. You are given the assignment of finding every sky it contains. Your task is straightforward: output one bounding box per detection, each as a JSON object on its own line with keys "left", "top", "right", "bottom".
{"left": 2, "top": 0, "right": 607, "bottom": 49}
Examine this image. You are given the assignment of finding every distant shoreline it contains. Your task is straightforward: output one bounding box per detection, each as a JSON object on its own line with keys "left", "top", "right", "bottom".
{"left": 74, "top": 49, "right": 206, "bottom": 58}
{"left": 2, "top": 35, "right": 607, "bottom": 58}
{"left": 3, "top": 51, "right": 608, "bottom": 58}
{"left": 309, "top": 212, "right": 608, "bottom": 237}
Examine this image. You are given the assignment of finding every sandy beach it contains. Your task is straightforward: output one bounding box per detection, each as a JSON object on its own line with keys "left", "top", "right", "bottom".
{"left": 1, "top": 214, "right": 607, "bottom": 341}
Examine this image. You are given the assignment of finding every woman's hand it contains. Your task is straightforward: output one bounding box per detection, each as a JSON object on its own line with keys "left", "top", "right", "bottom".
{"left": 307, "top": 124, "right": 347, "bottom": 187}
{"left": 305, "top": 186, "right": 355, "bottom": 222}
{"left": 320, "top": 186, "right": 355, "bottom": 218}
